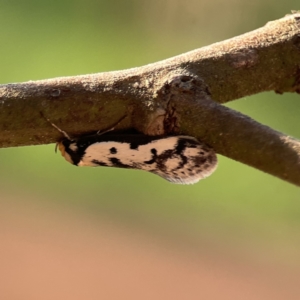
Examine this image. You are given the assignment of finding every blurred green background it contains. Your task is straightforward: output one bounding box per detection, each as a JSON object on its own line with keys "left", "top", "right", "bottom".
{"left": 1, "top": 1, "right": 300, "bottom": 299}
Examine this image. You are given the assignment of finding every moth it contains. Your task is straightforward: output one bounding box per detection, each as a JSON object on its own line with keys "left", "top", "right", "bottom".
{"left": 49, "top": 119, "right": 218, "bottom": 184}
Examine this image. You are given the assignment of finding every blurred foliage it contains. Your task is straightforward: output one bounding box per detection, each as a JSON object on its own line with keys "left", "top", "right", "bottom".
{"left": 0, "top": 0, "right": 300, "bottom": 266}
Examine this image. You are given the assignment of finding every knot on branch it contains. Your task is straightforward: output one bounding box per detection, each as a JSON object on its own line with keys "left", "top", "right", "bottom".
{"left": 228, "top": 49, "right": 259, "bottom": 69}
{"left": 43, "top": 88, "right": 63, "bottom": 99}
{"left": 146, "top": 74, "right": 212, "bottom": 135}
{"left": 157, "top": 75, "right": 210, "bottom": 105}
{"left": 166, "top": 75, "right": 198, "bottom": 94}
{"left": 144, "top": 74, "right": 208, "bottom": 136}
{"left": 159, "top": 74, "right": 210, "bottom": 99}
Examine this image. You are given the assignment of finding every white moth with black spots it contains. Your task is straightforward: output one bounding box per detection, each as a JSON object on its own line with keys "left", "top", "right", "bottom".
{"left": 56, "top": 132, "right": 218, "bottom": 184}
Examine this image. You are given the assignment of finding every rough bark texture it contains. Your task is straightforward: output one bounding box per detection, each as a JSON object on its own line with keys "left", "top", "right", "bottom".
{"left": 0, "top": 13, "right": 300, "bottom": 185}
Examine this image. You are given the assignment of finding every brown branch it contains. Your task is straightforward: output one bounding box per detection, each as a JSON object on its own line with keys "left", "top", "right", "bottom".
{"left": 0, "top": 13, "right": 300, "bottom": 185}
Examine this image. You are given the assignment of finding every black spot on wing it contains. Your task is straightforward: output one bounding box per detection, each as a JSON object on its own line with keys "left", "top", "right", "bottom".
{"left": 174, "top": 154, "right": 188, "bottom": 171}
{"left": 193, "top": 156, "right": 208, "bottom": 165}
{"left": 155, "top": 149, "right": 173, "bottom": 172}
{"left": 175, "top": 138, "right": 187, "bottom": 155}
{"left": 110, "top": 147, "right": 117, "bottom": 154}
{"left": 109, "top": 157, "right": 132, "bottom": 169}
{"left": 92, "top": 160, "right": 108, "bottom": 167}
{"left": 175, "top": 137, "right": 198, "bottom": 154}
{"left": 144, "top": 159, "right": 155, "bottom": 165}
{"left": 144, "top": 148, "right": 157, "bottom": 164}
{"left": 207, "top": 154, "right": 215, "bottom": 164}
{"left": 204, "top": 163, "right": 211, "bottom": 169}
{"left": 151, "top": 148, "right": 157, "bottom": 155}
{"left": 130, "top": 142, "right": 139, "bottom": 150}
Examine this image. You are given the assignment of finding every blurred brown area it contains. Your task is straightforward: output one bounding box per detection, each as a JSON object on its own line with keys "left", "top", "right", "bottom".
{"left": 1, "top": 197, "right": 300, "bottom": 300}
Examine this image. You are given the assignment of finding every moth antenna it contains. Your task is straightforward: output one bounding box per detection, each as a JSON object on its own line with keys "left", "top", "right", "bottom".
{"left": 97, "top": 114, "right": 127, "bottom": 136}
{"left": 49, "top": 121, "right": 72, "bottom": 140}
{"left": 40, "top": 112, "right": 72, "bottom": 140}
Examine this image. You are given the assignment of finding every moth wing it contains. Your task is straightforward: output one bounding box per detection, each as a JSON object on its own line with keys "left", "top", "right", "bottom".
{"left": 61, "top": 134, "right": 217, "bottom": 184}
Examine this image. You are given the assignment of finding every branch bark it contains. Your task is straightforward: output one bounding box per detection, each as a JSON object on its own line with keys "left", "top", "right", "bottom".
{"left": 1, "top": 13, "right": 300, "bottom": 185}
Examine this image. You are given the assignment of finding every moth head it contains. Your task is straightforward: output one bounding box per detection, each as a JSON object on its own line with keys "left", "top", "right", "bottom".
{"left": 43, "top": 116, "right": 76, "bottom": 165}
{"left": 56, "top": 139, "right": 77, "bottom": 165}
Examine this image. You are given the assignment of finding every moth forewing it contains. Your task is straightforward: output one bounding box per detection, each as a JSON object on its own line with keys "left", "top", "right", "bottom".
{"left": 56, "top": 133, "right": 217, "bottom": 184}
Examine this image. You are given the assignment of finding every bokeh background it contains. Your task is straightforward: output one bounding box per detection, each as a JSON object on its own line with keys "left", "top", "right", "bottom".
{"left": 1, "top": 1, "right": 300, "bottom": 299}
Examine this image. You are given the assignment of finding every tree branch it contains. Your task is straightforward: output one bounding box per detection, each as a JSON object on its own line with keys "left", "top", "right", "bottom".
{"left": 1, "top": 13, "right": 300, "bottom": 185}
